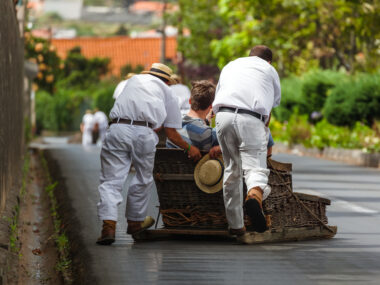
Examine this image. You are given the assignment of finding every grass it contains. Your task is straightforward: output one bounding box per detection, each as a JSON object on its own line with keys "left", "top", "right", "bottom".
{"left": 6, "top": 153, "right": 30, "bottom": 253}
{"left": 39, "top": 152, "right": 74, "bottom": 284}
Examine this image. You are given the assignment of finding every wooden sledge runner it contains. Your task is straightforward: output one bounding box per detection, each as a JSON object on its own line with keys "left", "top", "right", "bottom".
{"left": 133, "top": 148, "right": 337, "bottom": 244}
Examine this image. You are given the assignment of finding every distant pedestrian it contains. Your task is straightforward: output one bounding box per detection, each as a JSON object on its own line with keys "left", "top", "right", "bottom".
{"left": 170, "top": 74, "right": 191, "bottom": 115}
{"left": 92, "top": 109, "right": 109, "bottom": 146}
{"left": 80, "top": 110, "right": 94, "bottom": 146}
{"left": 96, "top": 63, "right": 201, "bottom": 245}
{"left": 213, "top": 45, "right": 281, "bottom": 243}
{"left": 112, "top": 72, "right": 135, "bottom": 100}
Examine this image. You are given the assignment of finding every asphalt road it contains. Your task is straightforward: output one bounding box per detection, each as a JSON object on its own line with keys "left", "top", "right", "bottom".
{"left": 40, "top": 140, "right": 380, "bottom": 285}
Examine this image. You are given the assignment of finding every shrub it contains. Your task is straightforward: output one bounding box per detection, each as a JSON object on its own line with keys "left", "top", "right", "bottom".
{"left": 35, "top": 90, "right": 56, "bottom": 133}
{"left": 35, "top": 88, "right": 87, "bottom": 132}
{"left": 270, "top": 113, "right": 311, "bottom": 146}
{"left": 92, "top": 81, "right": 117, "bottom": 115}
{"left": 272, "top": 77, "right": 304, "bottom": 122}
{"left": 271, "top": 115, "right": 380, "bottom": 153}
{"left": 120, "top": 63, "right": 144, "bottom": 79}
{"left": 274, "top": 70, "right": 346, "bottom": 122}
{"left": 324, "top": 74, "right": 380, "bottom": 126}
{"left": 24, "top": 33, "right": 61, "bottom": 93}
{"left": 62, "top": 47, "right": 110, "bottom": 89}
{"left": 300, "top": 70, "right": 346, "bottom": 115}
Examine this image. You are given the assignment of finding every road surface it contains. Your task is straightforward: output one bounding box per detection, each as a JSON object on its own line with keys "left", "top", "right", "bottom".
{"left": 38, "top": 139, "right": 380, "bottom": 285}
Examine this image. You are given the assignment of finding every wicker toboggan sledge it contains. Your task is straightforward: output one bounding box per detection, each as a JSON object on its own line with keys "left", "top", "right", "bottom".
{"left": 133, "top": 148, "right": 337, "bottom": 243}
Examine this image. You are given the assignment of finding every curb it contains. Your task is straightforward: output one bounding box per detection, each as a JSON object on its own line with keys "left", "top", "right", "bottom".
{"left": 274, "top": 143, "right": 380, "bottom": 169}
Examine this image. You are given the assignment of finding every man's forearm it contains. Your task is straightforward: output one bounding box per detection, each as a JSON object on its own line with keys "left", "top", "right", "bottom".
{"left": 165, "top": 127, "right": 189, "bottom": 150}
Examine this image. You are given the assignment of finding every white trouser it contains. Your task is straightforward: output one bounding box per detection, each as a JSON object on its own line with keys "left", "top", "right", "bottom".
{"left": 82, "top": 130, "right": 93, "bottom": 145}
{"left": 96, "top": 126, "right": 108, "bottom": 146}
{"left": 97, "top": 123, "right": 158, "bottom": 222}
{"left": 215, "top": 111, "right": 271, "bottom": 229}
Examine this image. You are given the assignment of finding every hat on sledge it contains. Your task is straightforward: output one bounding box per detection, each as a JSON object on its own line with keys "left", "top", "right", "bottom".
{"left": 141, "top": 63, "right": 176, "bottom": 85}
{"left": 194, "top": 154, "right": 224, "bottom": 194}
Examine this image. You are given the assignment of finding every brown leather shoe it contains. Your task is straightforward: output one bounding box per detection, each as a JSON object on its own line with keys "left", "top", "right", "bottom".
{"left": 127, "top": 216, "right": 155, "bottom": 235}
{"left": 228, "top": 226, "right": 246, "bottom": 236}
{"left": 245, "top": 187, "right": 267, "bottom": 233}
{"left": 96, "top": 220, "right": 116, "bottom": 245}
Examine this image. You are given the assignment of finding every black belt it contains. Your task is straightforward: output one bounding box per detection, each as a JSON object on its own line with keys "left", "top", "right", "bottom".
{"left": 218, "top": 107, "right": 265, "bottom": 123}
{"left": 109, "top": 118, "right": 153, "bottom": 128}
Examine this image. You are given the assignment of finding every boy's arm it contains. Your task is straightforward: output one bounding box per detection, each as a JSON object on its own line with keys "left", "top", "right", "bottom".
{"left": 164, "top": 127, "right": 202, "bottom": 161}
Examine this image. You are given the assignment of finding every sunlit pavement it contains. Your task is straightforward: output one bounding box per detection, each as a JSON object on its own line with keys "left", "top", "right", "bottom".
{"left": 39, "top": 140, "right": 380, "bottom": 285}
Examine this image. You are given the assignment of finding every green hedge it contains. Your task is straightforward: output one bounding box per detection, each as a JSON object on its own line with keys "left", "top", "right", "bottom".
{"left": 324, "top": 74, "right": 380, "bottom": 126}
{"left": 275, "top": 70, "right": 380, "bottom": 128}
{"left": 272, "top": 76, "right": 304, "bottom": 122}
{"left": 301, "top": 70, "right": 346, "bottom": 115}
{"left": 270, "top": 113, "right": 380, "bottom": 153}
{"left": 36, "top": 81, "right": 116, "bottom": 132}
{"left": 274, "top": 70, "right": 345, "bottom": 122}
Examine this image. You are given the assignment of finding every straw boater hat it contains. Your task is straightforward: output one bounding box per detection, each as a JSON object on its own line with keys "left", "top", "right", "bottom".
{"left": 194, "top": 154, "right": 224, "bottom": 194}
{"left": 171, "top": 74, "right": 181, "bottom": 84}
{"left": 125, "top": 72, "right": 135, "bottom": 80}
{"left": 141, "top": 63, "right": 176, "bottom": 85}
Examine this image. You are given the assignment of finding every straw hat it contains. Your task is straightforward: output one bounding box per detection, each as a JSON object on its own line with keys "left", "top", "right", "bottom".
{"left": 194, "top": 154, "right": 224, "bottom": 194}
{"left": 125, "top": 72, "right": 135, "bottom": 80}
{"left": 141, "top": 63, "right": 176, "bottom": 85}
{"left": 171, "top": 74, "right": 181, "bottom": 84}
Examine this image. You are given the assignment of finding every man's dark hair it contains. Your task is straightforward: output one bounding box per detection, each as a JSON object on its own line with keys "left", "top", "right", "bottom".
{"left": 249, "top": 45, "right": 273, "bottom": 62}
{"left": 190, "top": 80, "right": 216, "bottom": 111}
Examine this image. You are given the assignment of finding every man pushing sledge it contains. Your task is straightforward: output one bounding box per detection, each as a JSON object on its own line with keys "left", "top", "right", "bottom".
{"left": 213, "top": 45, "right": 281, "bottom": 243}
{"left": 96, "top": 63, "right": 201, "bottom": 245}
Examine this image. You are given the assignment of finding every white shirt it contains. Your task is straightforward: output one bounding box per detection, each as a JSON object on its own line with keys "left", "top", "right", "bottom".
{"left": 170, "top": 84, "right": 191, "bottom": 115}
{"left": 109, "top": 74, "right": 182, "bottom": 129}
{"left": 213, "top": 56, "right": 281, "bottom": 118}
{"left": 93, "top": 111, "right": 109, "bottom": 129}
{"left": 112, "top": 80, "right": 128, "bottom": 100}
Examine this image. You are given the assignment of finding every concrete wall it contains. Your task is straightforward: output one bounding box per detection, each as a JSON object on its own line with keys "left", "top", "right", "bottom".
{"left": 0, "top": 0, "right": 24, "bottom": 213}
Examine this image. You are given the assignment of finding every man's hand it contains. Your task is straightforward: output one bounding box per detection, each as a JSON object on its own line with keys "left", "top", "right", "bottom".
{"left": 209, "top": 146, "right": 222, "bottom": 159}
{"left": 165, "top": 127, "right": 202, "bottom": 161}
{"left": 188, "top": 145, "right": 202, "bottom": 161}
{"left": 206, "top": 108, "right": 215, "bottom": 122}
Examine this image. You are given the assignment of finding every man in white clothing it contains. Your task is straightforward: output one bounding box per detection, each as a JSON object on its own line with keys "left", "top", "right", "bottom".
{"left": 97, "top": 63, "right": 201, "bottom": 245}
{"left": 92, "top": 109, "right": 109, "bottom": 145}
{"left": 170, "top": 74, "right": 191, "bottom": 115}
{"left": 213, "top": 45, "right": 281, "bottom": 242}
{"left": 80, "top": 110, "right": 94, "bottom": 146}
{"left": 112, "top": 73, "right": 135, "bottom": 100}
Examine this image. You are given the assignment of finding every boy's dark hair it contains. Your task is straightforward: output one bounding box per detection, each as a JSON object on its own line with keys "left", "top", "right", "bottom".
{"left": 190, "top": 80, "right": 216, "bottom": 111}
{"left": 249, "top": 45, "right": 273, "bottom": 62}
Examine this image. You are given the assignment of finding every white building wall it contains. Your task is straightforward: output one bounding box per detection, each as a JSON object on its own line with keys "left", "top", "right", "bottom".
{"left": 44, "top": 0, "right": 83, "bottom": 20}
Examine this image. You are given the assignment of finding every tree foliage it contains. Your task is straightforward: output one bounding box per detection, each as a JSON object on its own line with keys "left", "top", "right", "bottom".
{"left": 60, "top": 46, "right": 110, "bottom": 89}
{"left": 174, "top": 0, "right": 380, "bottom": 75}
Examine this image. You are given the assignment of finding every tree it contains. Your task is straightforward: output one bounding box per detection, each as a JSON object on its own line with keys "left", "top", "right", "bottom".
{"left": 211, "top": 0, "right": 380, "bottom": 75}
{"left": 170, "top": 0, "right": 229, "bottom": 80}
{"left": 173, "top": 0, "right": 380, "bottom": 76}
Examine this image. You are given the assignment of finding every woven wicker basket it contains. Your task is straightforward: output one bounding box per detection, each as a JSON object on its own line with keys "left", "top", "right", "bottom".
{"left": 154, "top": 148, "right": 330, "bottom": 230}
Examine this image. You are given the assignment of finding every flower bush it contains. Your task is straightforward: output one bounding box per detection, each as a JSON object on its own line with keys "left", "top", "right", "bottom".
{"left": 270, "top": 114, "right": 380, "bottom": 153}
{"left": 24, "top": 32, "right": 61, "bottom": 93}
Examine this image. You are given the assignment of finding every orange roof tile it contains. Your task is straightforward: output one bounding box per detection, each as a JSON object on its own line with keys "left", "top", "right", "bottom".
{"left": 130, "top": 1, "right": 164, "bottom": 13}
{"left": 129, "top": 1, "right": 178, "bottom": 15}
{"left": 51, "top": 36, "right": 177, "bottom": 76}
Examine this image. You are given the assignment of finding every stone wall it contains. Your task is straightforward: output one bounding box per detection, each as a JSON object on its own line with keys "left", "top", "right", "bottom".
{"left": 0, "top": 0, "right": 24, "bottom": 213}
{"left": 0, "top": 2, "right": 25, "bottom": 283}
